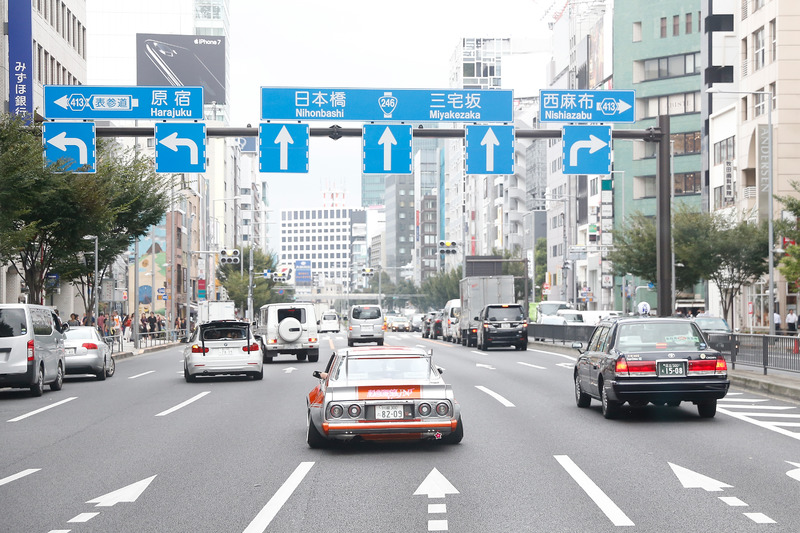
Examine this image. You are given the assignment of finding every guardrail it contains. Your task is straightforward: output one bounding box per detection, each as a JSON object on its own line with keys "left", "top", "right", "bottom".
{"left": 708, "top": 333, "right": 800, "bottom": 375}
{"left": 528, "top": 324, "right": 594, "bottom": 345}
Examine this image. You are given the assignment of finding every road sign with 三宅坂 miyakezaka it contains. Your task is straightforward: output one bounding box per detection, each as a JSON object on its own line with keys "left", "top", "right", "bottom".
{"left": 362, "top": 124, "right": 412, "bottom": 174}
{"left": 259, "top": 123, "right": 309, "bottom": 173}
{"left": 43, "top": 86, "right": 204, "bottom": 120}
{"left": 43, "top": 121, "right": 96, "bottom": 173}
{"left": 465, "top": 125, "right": 514, "bottom": 175}
{"left": 562, "top": 125, "right": 611, "bottom": 175}
{"left": 539, "top": 90, "right": 635, "bottom": 123}
{"left": 155, "top": 122, "right": 206, "bottom": 173}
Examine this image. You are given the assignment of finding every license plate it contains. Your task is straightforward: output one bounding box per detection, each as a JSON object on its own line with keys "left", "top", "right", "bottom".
{"left": 65, "top": 348, "right": 75, "bottom": 355}
{"left": 658, "top": 361, "right": 686, "bottom": 376}
{"left": 361, "top": 326, "right": 373, "bottom": 334}
{"left": 214, "top": 348, "right": 233, "bottom": 356}
{"left": 375, "top": 405, "right": 405, "bottom": 419}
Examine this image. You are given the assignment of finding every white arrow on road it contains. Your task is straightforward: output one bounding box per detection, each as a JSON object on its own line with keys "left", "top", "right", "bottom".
{"left": 414, "top": 468, "right": 460, "bottom": 499}
{"left": 54, "top": 95, "right": 70, "bottom": 109}
{"left": 274, "top": 125, "right": 294, "bottom": 170}
{"left": 476, "top": 363, "right": 496, "bottom": 370}
{"left": 47, "top": 132, "right": 88, "bottom": 164}
{"left": 569, "top": 134, "right": 607, "bottom": 166}
{"left": 87, "top": 475, "right": 156, "bottom": 507}
{"left": 159, "top": 132, "right": 198, "bottom": 164}
{"left": 669, "top": 463, "right": 732, "bottom": 492}
{"left": 378, "top": 127, "right": 397, "bottom": 171}
{"left": 283, "top": 367, "right": 298, "bottom": 374}
{"left": 480, "top": 127, "right": 500, "bottom": 172}
{"left": 616, "top": 99, "right": 632, "bottom": 115}
{"left": 786, "top": 461, "right": 800, "bottom": 482}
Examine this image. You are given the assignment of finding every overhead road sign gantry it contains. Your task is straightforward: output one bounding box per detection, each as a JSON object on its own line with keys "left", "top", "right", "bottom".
{"left": 258, "top": 123, "right": 309, "bottom": 173}
{"left": 261, "top": 87, "right": 513, "bottom": 123}
{"left": 465, "top": 125, "right": 514, "bottom": 175}
{"left": 155, "top": 122, "right": 206, "bottom": 173}
{"left": 539, "top": 89, "right": 635, "bottom": 123}
{"left": 43, "top": 85, "right": 204, "bottom": 120}
{"left": 362, "top": 124, "right": 412, "bottom": 174}
{"left": 562, "top": 125, "right": 612, "bottom": 175}
{"left": 43, "top": 121, "right": 96, "bottom": 173}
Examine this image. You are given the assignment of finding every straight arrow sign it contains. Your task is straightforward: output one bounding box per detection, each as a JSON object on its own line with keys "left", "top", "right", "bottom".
{"left": 378, "top": 127, "right": 397, "bottom": 171}
{"left": 87, "top": 475, "right": 156, "bottom": 507}
{"left": 414, "top": 468, "right": 459, "bottom": 499}
{"left": 669, "top": 463, "right": 732, "bottom": 492}
{"left": 480, "top": 127, "right": 500, "bottom": 172}
{"left": 274, "top": 125, "right": 294, "bottom": 170}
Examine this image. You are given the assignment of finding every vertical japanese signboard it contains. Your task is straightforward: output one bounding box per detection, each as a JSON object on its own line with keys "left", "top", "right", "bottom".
{"left": 9, "top": 0, "right": 34, "bottom": 123}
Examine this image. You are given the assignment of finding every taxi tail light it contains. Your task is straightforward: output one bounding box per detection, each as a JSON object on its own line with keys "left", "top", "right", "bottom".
{"left": 27, "top": 339, "right": 34, "bottom": 361}
{"left": 191, "top": 345, "right": 209, "bottom": 353}
{"left": 716, "top": 357, "right": 728, "bottom": 374}
{"left": 348, "top": 404, "right": 362, "bottom": 417}
{"left": 242, "top": 343, "right": 260, "bottom": 352}
{"left": 418, "top": 403, "right": 432, "bottom": 416}
{"left": 614, "top": 357, "right": 629, "bottom": 375}
{"left": 626, "top": 360, "right": 657, "bottom": 375}
{"left": 82, "top": 343, "right": 98, "bottom": 350}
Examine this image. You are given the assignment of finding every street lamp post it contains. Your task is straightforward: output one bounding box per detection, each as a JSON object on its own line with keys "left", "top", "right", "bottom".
{"left": 83, "top": 235, "right": 99, "bottom": 324}
{"left": 707, "top": 87, "right": 774, "bottom": 334}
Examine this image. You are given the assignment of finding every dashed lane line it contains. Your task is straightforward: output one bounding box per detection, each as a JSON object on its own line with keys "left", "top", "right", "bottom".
{"left": 555, "top": 455, "right": 634, "bottom": 527}
{"left": 517, "top": 362, "right": 546, "bottom": 370}
{"left": 7, "top": 397, "right": 77, "bottom": 423}
{"left": 242, "top": 462, "right": 315, "bottom": 533}
{"left": 155, "top": 392, "right": 210, "bottom": 417}
{"left": 475, "top": 386, "right": 515, "bottom": 407}
{"left": 0, "top": 468, "right": 40, "bottom": 487}
{"left": 128, "top": 371, "right": 155, "bottom": 379}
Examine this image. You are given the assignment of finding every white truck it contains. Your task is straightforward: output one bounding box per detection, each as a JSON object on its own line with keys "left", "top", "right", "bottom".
{"left": 198, "top": 300, "right": 236, "bottom": 324}
{"left": 459, "top": 275, "right": 515, "bottom": 347}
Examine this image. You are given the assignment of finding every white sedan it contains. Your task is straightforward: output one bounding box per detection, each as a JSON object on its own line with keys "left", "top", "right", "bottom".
{"left": 183, "top": 321, "right": 263, "bottom": 381}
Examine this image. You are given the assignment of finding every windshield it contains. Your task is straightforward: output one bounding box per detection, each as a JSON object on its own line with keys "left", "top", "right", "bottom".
{"left": 694, "top": 317, "right": 731, "bottom": 332}
{"left": 486, "top": 306, "right": 524, "bottom": 321}
{"left": 616, "top": 322, "right": 706, "bottom": 352}
{"left": 539, "top": 302, "right": 569, "bottom": 316}
{"left": 202, "top": 326, "right": 248, "bottom": 340}
{"left": 0, "top": 309, "right": 26, "bottom": 337}
{"left": 342, "top": 357, "right": 433, "bottom": 381}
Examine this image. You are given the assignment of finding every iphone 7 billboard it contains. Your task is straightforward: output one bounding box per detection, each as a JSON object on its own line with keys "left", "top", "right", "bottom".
{"left": 136, "top": 33, "right": 226, "bottom": 104}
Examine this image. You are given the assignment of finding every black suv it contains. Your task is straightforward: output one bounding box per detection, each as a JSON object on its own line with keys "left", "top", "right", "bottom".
{"left": 476, "top": 304, "right": 528, "bottom": 351}
{"left": 573, "top": 317, "right": 730, "bottom": 419}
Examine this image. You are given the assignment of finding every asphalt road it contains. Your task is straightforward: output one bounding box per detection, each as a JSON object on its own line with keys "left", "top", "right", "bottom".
{"left": 2, "top": 332, "right": 800, "bottom": 532}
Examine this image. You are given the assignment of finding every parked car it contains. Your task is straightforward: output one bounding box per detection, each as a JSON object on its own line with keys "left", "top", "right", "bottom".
{"left": 184, "top": 320, "right": 263, "bottom": 381}
{"left": 476, "top": 303, "right": 528, "bottom": 351}
{"left": 573, "top": 317, "right": 729, "bottom": 419}
{"left": 693, "top": 315, "right": 733, "bottom": 353}
{"left": 0, "top": 303, "right": 66, "bottom": 396}
{"left": 347, "top": 304, "right": 385, "bottom": 346}
{"left": 306, "top": 345, "right": 463, "bottom": 448}
{"left": 258, "top": 302, "right": 320, "bottom": 363}
{"left": 318, "top": 311, "right": 340, "bottom": 333}
{"left": 63, "top": 326, "right": 115, "bottom": 380}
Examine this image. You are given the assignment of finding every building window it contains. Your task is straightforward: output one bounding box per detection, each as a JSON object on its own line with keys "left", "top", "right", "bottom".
{"left": 660, "top": 17, "right": 667, "bottom": 38}
{"left": 770, "top": 19, "right": 777, "bottom": 62}
{"left": 642, "top": 52, "right": 700, "bottom": 81}
{"left": 754, "top": 90, "right": 767, "bottom": 117}
{"left": 686, "top": 12, "right": 693, "bottom": 34}
{"left": 633, "top": 21, "right": 642, "bottom": 42}
{"left": 713, "top": 136, "right": 736, "bottom": 165}
{"left": 674, "top": 172, "right": 701, "bottom": 195}
{"left": 754, "top": 27, "right": 765, "bottom": 70}
{"left": 673, "top": 15, "right": 680, "bottom": 36}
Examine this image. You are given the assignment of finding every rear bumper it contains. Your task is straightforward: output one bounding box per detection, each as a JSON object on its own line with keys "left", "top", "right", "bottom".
{"left": 485, "top": 330, "right": 527, "bottom": 345}
{"left": 322, "top": 418, "right": 458, "bottom": 439}
{"left": 187, "top": 361, "right": 263, "bottom": 376}
{"left": 0, "top": 362, "right": 36, "bottom": 387}
{"left": 65, "top": 354, "right": 104, "bottom": 374}
{"left": 609, "top": 377, "right": 730, "bottom": 403}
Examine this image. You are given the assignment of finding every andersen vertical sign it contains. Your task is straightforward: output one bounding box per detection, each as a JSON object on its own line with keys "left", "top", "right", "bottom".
{"left": 758, "top": 124, "right": 770, "bottom": 223}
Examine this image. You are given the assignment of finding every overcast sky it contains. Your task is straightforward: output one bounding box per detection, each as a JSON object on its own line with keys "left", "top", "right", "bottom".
{"left": 227, "top": 0, "right": 551, "bottom": 213}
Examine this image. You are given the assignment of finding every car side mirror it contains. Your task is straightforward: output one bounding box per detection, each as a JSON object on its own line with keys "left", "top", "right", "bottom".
{"left": 474, "top": 316, "right": 479, "bottom": 321}
{"left": 571, "top": 341, "right": 584, "bottom": 352}
{"left": 436, "top": 366, "right": 445, "bottom": 375}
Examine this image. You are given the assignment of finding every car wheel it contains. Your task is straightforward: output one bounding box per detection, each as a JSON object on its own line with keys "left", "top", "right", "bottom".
{"left": 184, "top": 364, "right": 197, "bottom": 383}
{"left": 306, "top": 410, "right": 328, "bottom": 449}
{"left": 30, "top": 365, "right": 44, "bottom": 397}
{"left": 442, "top": 416, "right": 464, "bottom": 444}
{"left": 49, "top": 362, "right": 64, "bottom": 391}
{"left": 308, "top": 352, "right": 319, "bottom": 363}
{"left": 96, "top": 358, "right": 107, "bottom": 381}
{"left": 377, "top": 339, "right": 384, "bottom": 346}
{"left": 252, "top": 368, "right": 264, "bottom": 381}
{"left": 518, "top": 341, "right": 528, "bottom": 351}
{"left": 296, "top": 353, "right": 307, "bottom": 362}
{"left": 600, "top": 384, "right": 621, "bottom": 419}
{"left": 347, "top": 340, "right": 354, "bottom": 347}
{"left": 461, "top": 336, "right": 467, "bottom": 346}
{"left": 697, "top": 400, "right": 717, "bottom": 418}
{"left": 106, "top": 356, "right": 116, "bottom": 378}
{"left": 574, "top": 374, "right": 591, "bottom": 408}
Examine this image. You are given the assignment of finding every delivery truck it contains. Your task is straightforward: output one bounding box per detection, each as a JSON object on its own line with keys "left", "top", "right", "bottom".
{"left": 198, "top": 300, "right": 236, "bottom": 324}
{"left": 459, "top": 275, "right": 515, "bottom": 347}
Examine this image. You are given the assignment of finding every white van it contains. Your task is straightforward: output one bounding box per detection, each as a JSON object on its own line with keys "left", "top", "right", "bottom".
{"left": 535, "top": 300, "right": 571, "bottom": 323}
{"left": 347, "top": 304, "right": 384, "bottom": 346}
{"left": 258, "top": 303, "right": 319, "bottom": 363}
{"left": 443, "top": 299, "right": 461, "bottom": 343}
{"left": 0, "top": 304, "right": 67, "bottom": 396}
{"left": 318, "top": 311, "right": 340, "bottom": 333}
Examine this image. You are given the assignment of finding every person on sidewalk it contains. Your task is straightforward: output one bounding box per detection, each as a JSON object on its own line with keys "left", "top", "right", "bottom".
{"left": 774, "top": 311, "right": 782, "bottom": 334}
{"left": 787, "top": 309, "right": 798, "bottom": 334}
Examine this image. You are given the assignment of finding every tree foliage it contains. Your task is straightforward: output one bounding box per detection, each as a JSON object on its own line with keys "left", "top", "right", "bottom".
{"left": 418, "top": 266, "right": 462, "bottom": 311}
{"left": 534, "top": 237, "right": 547, "bottom": 302}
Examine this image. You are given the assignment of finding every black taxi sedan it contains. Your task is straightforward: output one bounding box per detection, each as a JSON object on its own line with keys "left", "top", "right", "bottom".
{"left": 572, "top": 317, "right": 729, "bottom": 419}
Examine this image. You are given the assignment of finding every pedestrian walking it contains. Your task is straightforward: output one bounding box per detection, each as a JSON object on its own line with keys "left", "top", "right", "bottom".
{"left": 787, "top": 309, "right": 798, "bottom": 334}
{"left": 774, "top": 311, "right": 782, "bottom": 334}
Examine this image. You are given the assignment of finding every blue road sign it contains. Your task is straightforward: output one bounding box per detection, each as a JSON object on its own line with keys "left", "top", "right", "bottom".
{"left": 43, "top": 86, "right": 204, "bottom": 120}
{"left": 465, "top": 125, "right": 514, "bottom": 175}
{"left": 155, "top": 122, "right": 206, "bottom": 173}
{"left": 562, "top": 125, "right": 612, "bottom": 175}
{"left": 362, "top": 124, "right": 412, "bottom": 175}
{"left": 258, "top": 123, "right": 309, "bottom": 173}
{"left": 540, "top": 90, "right": 635, "bottom": 123}
{"left": 261, "top": 87, "right": 513, "bottom": 123}
{"left": 43, "top": 121, "right": 96, "bottom": 173}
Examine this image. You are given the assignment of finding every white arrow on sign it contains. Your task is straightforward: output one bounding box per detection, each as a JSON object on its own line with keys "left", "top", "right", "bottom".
{"left": 480, "top": 128, "right": 500, "bottom": 172}
{"left": 283, "top": 367, "right": 298, "bottom": 374}
{"left": 378, "top": 127, "right": 397, "bottom": 171}
{"left": 47, "top": 132, "right": 88, "bottom": 164}
{"left": 159, "top": 132, "right": 198, "bottom": 164}
{"left": 615, "top": 99, "right": 632, "bottom": 115}
{"left": 786, "top": 461, "right": 800, "bottom": 482}
{"left": 414, "top": 468, "right": 460, "bottom": 499}
{"left": 569, "top": 135, "right": 607, "bottom": 166}
{"left": 274, "top": 125, "right": 294, "bottom": 170}
{"left": 476, "top": 363, "right": 496, "bottom": 370}
{"left": 54, "top": 95, "right": 70, "bottom": 109}
{"left": 669, "top": 463, "right": 732, "bottom": 492}
{"left": 87, "top": 475, "right": 156, "bottom": 507}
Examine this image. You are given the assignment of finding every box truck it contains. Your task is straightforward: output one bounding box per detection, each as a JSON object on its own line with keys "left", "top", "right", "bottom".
{"left": 459, "top": 275, "right": 515, "bottom": 347}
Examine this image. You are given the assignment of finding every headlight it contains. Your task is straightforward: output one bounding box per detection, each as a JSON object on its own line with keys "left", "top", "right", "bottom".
{"left": 418, "top": 403, "right": 432, "bottom": 416}
{"left": 348, "top": 404, "right": 362, "bottom": 417}
{"left": 436, "top": 402, "right": 450, "bottom": 416}
{"left": 329, "top": 404, "right": 344, "bottom": 418}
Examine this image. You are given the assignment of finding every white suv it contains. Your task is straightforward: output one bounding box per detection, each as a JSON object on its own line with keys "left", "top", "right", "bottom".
{"left": 258, "top": 303, "right": 320, "bottom": 362}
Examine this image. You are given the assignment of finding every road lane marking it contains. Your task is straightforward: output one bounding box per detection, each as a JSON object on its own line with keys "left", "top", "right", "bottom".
{"left": 744, "top": 513, "right": 776, "bottom": 524}
{"left": 428, "top": 520, "right": 448, "bottom": 531}
{"left": 428, "top": 504, "right": 447, "bottom": 513}
{"left": 718, "top": 398, "right": 768, "bottom": 403}
{"left": 68, "top": 513, "right": 99, "bottom": 523}
{"left": 718, "top": 408, "right": 800, "bottom": 441}
{"left": 528, "top": 349, "right": 576, "bottom": 361}
{"left": 128, "top": 371, "right": 155, "bottom": 380}
{"left": 719, "top": 497, "right": 748, "bottom": 506}
{"left": 475, "top": 386, "right": 515, "bottom": 407}
{"left": 517, "top": 362, "right": 546, "bottom": 369}
{"left": 0, "top": 468, "right": 40, "bottom": 486}
{"left": 243, "top": 462, "right": 314, "bottom": 533}
{"left": 47, "top": 530, "right": 71, "bottom": 533}
{"left": 715, "top": 405, "right": 794, "bottom": 410}
{"left": 470, "top": 351, "right": 484, "bottom": 356}
{"left": 155, "top": 392, "right": 210, "bottom": 417}
{"left": 555, "top": 455, "right": 634, "bottom": 527}
{"left": 7, "top": 397, "right": 77, "bottom": 422}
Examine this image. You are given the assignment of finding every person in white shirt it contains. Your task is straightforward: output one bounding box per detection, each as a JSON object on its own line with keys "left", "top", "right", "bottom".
{"left": 786, "top": 309, "right": 798, "bottom": 334}
{"left": 774, "top": 311, "right": 783, "bottom": 334}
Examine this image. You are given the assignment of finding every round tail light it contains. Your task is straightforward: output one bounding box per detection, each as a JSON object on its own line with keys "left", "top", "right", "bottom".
{"left": 418, "top": 403, "right": 432, "bottom": 416}
{"left": 329, "top": 404, "right": 344, "bottom": 418}
{"left": 436, "top": 402, "right": 450, "bottom": 416}
{"left": 348, "top": 404, "right": 362, "bottom": 417}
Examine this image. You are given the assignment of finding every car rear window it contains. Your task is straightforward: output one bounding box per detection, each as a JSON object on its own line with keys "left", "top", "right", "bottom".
{"left": 486, "top": 306, "right": 524, "bottom": 321}
{"left": 65, "top": 328, "right": 97, "bottom": 340}
{"left": 277, "top": 308, "right": 306, "bottom": 322}
{"left": 617, "top": 322, "right": 704, "bottom": 351}
{"left": 344, "top": 357, "right": 431, "bottom": 380}
{"left": 352, "top": 307, "right": 381, "bottom": 320}
{"left": 322, "top": 314, "right": 337, "bottom": 321}
{"left": 202, "top": 327, "right": 247, "bottom": 340}
{"left": 0, "top": 309, "right": 27, "bottom": 337}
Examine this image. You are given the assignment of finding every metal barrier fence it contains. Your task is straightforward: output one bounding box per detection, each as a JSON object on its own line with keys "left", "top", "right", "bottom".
{"left": 100, "top": 328, "right": 187, "bottom": 354}
{"left": 709, "top": 333, "right": 800, "bottom": 375}
{"left": 528, "top": 324, "right": 595, "bottom": 345}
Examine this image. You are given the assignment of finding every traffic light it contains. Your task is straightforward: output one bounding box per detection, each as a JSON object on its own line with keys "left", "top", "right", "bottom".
{"left": 219, "top": 249, "right": 240, "bottom": 264}
{"left": 361, "top": 267, "right": 374, "bottom": 277}
{"left": 272, "top": 272, "right": 287, "bottom": 282}
{"left": 438, "top": 240, "right": 458, "bottom": 254}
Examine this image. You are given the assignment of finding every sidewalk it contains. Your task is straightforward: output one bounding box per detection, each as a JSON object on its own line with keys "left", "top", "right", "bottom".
{"left": 111, "top": 337, "right": 181, "bottom": 361}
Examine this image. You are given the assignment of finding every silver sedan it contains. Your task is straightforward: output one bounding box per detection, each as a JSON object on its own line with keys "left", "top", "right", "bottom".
{"left": 63, "top": 326, "right": 115, "bottom": 380}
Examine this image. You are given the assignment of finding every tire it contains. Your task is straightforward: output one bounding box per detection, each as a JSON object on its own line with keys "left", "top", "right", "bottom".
{"left": 443, "top": 416, "right": 464, "bottom": 444}
{"left": 518, "top": 341, "right": 528, "bottom": 351}
{"left": 96, "top": 358, "right": 107, "bottom": 381}
{"left": 697, "top": 399, "right": 717, "bottom": 418}
{"left": 106, "top": 356, "right": 116, "bottom": 378}
{"left": 574, "top": 374, "right": 591, "bottom": 408}
{"left": 306, "top": 410, "right": 328, "bottom": 449}
{"left": 252, "top": 368, "right": 264, "bottom": 381}
{"left": 347, "top": 340, "right": 354, "bottom": 347}
{"left": 30, "top": 365, "right": 44, "bottom": 397}
{"left": 461, "top": 336, "right": 467, "bottom": 346}
{"left": 308, "top": 352, "right": 319, "bottom": 363}
{"left": 49, "top": 363, "right": 64, "bottom": 391}
{"left": 277, "top": 317, "right": 303, "bottom": 343}
{"left": 296, "top": 352, "right": 307, "bottom": 362}
{"left": 377, "top": 339, "right": 384, "bottom": 346}
{"left": 601, "top": 384, "right": 621, "bottom": 419}
{"left": 184, "top": 364, "right": 197, "bottom": 383}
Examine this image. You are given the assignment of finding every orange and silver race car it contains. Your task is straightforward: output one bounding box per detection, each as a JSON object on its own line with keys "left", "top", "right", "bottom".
{"left": 306, "top": 346, "right": 463, "bottom": 447}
